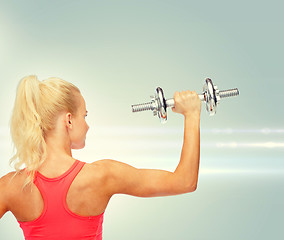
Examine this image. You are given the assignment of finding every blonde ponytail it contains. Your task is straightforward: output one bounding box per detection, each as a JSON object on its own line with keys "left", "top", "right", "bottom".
{"left": 9, "top": 75, "right": 81, "bottom": 188}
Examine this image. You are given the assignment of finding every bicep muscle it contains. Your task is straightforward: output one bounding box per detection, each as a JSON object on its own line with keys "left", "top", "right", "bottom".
{"left": 101, "top": 159, "right": 192, "bottom": 198}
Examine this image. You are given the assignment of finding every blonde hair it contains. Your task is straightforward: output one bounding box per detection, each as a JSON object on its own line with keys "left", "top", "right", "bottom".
{"left": 9, "top": 75, "right": 81, "bottom": 188}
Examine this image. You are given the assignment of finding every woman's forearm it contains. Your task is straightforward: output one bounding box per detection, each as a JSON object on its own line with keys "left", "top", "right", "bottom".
{"left": 174, "top": 114, "right": 200, "bottom": 191}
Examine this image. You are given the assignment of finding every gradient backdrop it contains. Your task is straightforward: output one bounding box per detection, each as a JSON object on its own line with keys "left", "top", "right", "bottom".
{"left": 0, "top": 1, "right": 283, "bottom": 239}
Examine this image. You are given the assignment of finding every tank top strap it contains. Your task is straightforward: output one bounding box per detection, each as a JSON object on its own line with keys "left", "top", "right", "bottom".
{"left": 61, "top": 160, "right": 86, "bottom": 193}
{"left": 33, "top": 160, "right": 86, "bottom": 204}
{"left": 34, "top": 160, "right": 85, "bottom": 182}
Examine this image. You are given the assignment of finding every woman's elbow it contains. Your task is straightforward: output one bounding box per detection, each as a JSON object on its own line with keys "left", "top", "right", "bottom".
{"left": 184, "top": 183, "right": 197, "bottom": 193}
{"left": 174, "top": 175, "right": 198, "bottom": 194}
{"left": 190, "top": 184, "right": 197, "bottom": 192}
{"left": 175, "top": 183, "right": 197, "bottom": 194}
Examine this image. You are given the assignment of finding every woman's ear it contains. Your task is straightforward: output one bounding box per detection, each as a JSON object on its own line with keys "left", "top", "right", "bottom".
{"left": 65, "top": 113, "right": 72, "bottom": 129}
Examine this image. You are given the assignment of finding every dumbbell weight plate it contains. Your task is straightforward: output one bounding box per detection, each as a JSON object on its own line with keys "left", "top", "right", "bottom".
{"left": 155, "top": 87, "right": 167, "bottom": 124}
{"left": 203, "top": 78, "right": 218, "bottom": 116}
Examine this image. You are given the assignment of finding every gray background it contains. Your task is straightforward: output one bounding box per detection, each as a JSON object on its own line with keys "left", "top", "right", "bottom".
{"left": 0, "top": 0, "right": 283, "bottom": 239}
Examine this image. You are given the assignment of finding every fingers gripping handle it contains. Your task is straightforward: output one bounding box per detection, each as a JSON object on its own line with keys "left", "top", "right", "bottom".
{"left": 165, "top": 95, "right": 205, "bottom": 108}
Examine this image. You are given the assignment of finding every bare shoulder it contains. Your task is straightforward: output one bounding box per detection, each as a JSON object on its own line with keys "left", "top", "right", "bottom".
{"left": 89, "top": 159, "right": 122, "bottom": 171}
{"left": 0, "top": 171, "right": 23, "bottom": 214}
{"left": 77, "top": 159, "right": 115, "bottom": 183}
{"left": 84, "top": 159, "right": 111, "bottom": 174}
{"left": 0, "top": 170, "right": 25, "bottom": 193}
{"left": 88, "top": 159, "right": 140, "bottom": 185}
{"left": 0, "top": 171, "right": 18, "bottom": 188}
{"left": 90, "top": 159, "right": 118, "bottom": 166}
{"left": 85, "top": 159, "right": 130, "bottom": 183}
{"left": 89, "top": 159, "right": 131, "bottom": 175}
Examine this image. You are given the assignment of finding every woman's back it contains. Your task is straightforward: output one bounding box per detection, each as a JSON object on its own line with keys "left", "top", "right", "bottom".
{"left": 6, "top": 158, "right": 109, "bottom": 222}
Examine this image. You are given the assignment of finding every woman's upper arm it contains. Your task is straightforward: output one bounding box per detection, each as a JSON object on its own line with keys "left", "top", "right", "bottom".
{"left": 98, "top": 159, "right": 195, "bottom": 198}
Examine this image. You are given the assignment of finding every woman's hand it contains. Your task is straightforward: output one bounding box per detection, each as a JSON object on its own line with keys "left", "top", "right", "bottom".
{"left": 171, "top": 90, "right": 201, "bottom": 118}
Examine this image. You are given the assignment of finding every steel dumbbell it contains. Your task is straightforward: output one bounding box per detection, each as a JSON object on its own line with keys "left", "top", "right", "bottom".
{"left": 131, "top": 78, "right": 239, "bottom": 123}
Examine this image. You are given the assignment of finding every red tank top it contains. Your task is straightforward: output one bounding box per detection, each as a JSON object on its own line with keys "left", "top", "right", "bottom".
{"left": 18, "top": 160, "right": 105, "bottom": 240}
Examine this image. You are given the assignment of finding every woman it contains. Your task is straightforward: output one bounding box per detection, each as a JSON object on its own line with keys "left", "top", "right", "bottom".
{"left": 0, "top": 75, "right": 201, "bottom": 240}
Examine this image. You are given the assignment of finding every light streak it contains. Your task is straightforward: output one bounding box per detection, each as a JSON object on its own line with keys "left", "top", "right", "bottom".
{"left": 1, "top": 126, "right": 284, "bottom": 150}
{"left": 91, "top": 126, "right": 284, "bottom": 136}
{"left": 215, "top": 142, "right": 284, "bottom": 148}
{"left": 200, "top": 168, "right": 284, "bottom": 174}
{"left": 203, "top": 128, "right": 284, "bottom": 134}
{"left": 1, "top": 125, "right": 284, "bottom": 136}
